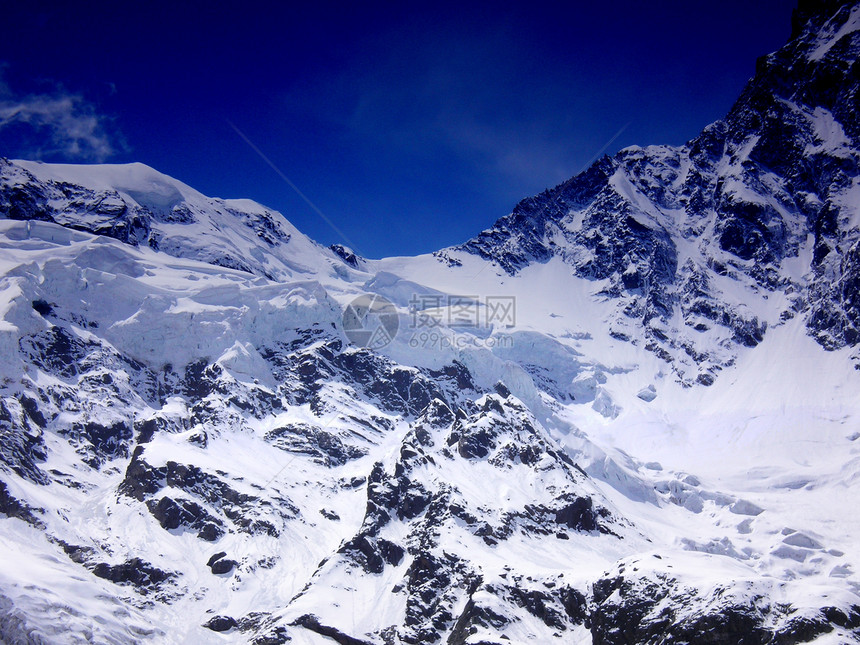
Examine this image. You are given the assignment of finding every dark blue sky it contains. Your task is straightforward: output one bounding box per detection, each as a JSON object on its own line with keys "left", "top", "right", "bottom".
{"left": 1, "top": 1, "right": 795, "bottom": 258}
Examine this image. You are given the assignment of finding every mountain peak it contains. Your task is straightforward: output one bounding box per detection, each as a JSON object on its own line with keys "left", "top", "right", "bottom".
{"left": 791, "top": 0, "right": 857, "bottom": 37}
{"left": 454, "top": 0, "right": 860, "bottom": 380}
{"left": 0, "top": 157, "right": 342, "bottom": 281}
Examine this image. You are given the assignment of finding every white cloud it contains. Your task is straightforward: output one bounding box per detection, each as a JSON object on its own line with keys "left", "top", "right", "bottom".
{"left": 0, "top": 74, "right": 119, "bottom": 162}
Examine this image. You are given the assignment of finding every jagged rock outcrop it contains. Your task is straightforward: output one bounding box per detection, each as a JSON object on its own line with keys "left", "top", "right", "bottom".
{"left": 457, "top": 0, "right": 860, "bottom": 376}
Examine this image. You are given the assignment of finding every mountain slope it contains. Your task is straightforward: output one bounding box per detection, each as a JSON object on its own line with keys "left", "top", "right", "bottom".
{"left": 0, "top": 1, "right": 859, "bottom": 644}
{"left": 0, "top": 159, "right": 348, "bottom": 281}
{"left": 456, "top": 0, "right": 860, "bottom": 383}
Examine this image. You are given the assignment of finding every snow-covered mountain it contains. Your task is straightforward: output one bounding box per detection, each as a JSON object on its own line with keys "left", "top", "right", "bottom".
{"left": 0, "top": 1, "right": 859, "bottom": 643}
{"left": 457, "top": 0, "right": 860, "bottom": 385}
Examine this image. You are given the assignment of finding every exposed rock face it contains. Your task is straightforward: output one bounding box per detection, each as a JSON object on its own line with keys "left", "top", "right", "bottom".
{"left": 589, "top": 558, "right": 860, "bottom": 645}
{"left": 90, "top": 558, "right": 177, "bottom": 595}
{"left": 204, "top": 615, "right": 238, "bottom": 632}
{"left": 273, "top": 394, "right": 628, "bottom": 643}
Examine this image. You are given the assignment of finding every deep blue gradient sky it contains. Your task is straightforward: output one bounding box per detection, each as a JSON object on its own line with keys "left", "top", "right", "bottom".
{"left": 1, "top": 1, "right": 796, "bottom": 258}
